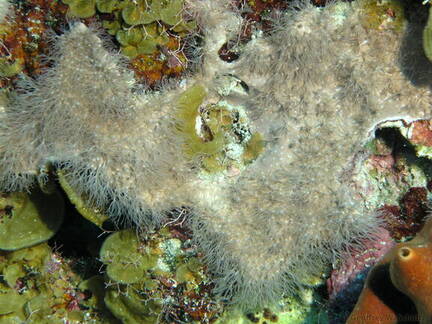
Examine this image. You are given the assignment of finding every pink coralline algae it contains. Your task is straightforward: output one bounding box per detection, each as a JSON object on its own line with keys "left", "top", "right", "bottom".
{"left": 328, "top": 227, "right": 395, "bottom": 300}
{"left": 327, "top": 227, "right": 395, "bottom": 322}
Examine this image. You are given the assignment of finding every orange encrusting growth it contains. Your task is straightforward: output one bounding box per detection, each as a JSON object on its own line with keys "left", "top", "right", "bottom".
{"left": 347, "top": 219, "right": 432, "bottom": 324}
{"left": 346, "top": 252, "right": 398, "bottom": 324}
{"left": 347, "top": 286, "right": 398, "bottom": 324}
{"left": 390, "top": 228, "right": 432, "bottom": 324}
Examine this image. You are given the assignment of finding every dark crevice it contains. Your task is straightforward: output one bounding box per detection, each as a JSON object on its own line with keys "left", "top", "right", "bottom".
{"left": 375, "top": 126, "right": 432, "bottom": 179}
{"left": 48, "top": 184, "right": 106, "bottom": 279}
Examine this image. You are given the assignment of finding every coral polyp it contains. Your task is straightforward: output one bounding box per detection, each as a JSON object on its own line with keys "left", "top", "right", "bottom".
{"left": 1, "top": 0, "right": 432, "bottom": 312}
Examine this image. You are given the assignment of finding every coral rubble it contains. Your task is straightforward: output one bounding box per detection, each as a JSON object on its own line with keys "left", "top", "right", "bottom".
{"left": 1, "top": 0, "right": 432, "bottom": 312}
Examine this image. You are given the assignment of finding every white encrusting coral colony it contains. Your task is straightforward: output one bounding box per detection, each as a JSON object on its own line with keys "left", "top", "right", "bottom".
{"left": 1, "top": 0, "right": 431, "bottom": 309}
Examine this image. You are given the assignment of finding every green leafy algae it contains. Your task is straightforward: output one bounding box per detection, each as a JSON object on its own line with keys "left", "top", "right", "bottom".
{"left": 116, "top": 25, "right": 168, "bottom": 57}
{"left": 96, "top": 0, "right": 118, "bottom": 13}
{"left": 104, "top": 285, "right": 162, "bottom": 324}
{"left": 62, "top": 0, "right": 96, "bottom": 18}
{"left": 79, "top": 276, "right": 119, "bottom": 323}
{"left": 243, "top": 133, "right": 264, "bottom": 164}
{"left": 0, "top": 188, "right": 64, "bottom": 251}
{"left": 57, "top": 170, "right": 108, "bottom": 228}
{"left": 63, "top": 0, "right": 196, "bottom": 60}
{"left": 100, "top": 229, "right": 158, "bottom": 284}
{"left": 98, "top": 226, "right": 223, "bottom": 322}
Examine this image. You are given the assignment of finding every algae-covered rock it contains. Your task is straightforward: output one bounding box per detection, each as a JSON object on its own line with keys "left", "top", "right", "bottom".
{"left": 79, "top": 275, "right": 114, "bottom": 317}
{"left": 100, "top": 226, "right": 223, "bottom": 322}
{"left": 100, "top": 230, "right": 165, "bottom": 323}
{"left": 0, "top": 243, "right": 110, "bottom": 323}
{"left": 0, "top": 188, "right": 64, "bottom": 251}
{"left": 0, "top": 289, "right": 27, "bottom": 316}
{"left": 352, "top": 122, "right": 432, "bottom": 211}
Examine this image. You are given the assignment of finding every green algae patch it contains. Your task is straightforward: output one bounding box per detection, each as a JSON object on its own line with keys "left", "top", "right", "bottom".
{"left": 122, "top": 1, "right": 156, "bottom": 25}
{"left": 424, "top": 6, "right": 432, "bottom": 62}
{"left": 0, "top": 242, "right": 109, "bottom": 323}
{"left": 78, "top": 276, "right": 120, "bottom": 323}
{"left": 102, "top": 20, "right": 121, "bottom": 36}
{"left": 0, "top": 290, "right": 27, "bottom": 316}
{"left": 100, "top": 225, "right": 222, "bottom": 322}
{"left": 0, "top": 58, "right": 23, "bottom": 78}
{"left": 215, "top": 293, "right": 329, "bottom": 324}
{"left": 100, "top": 230, "right": 166, "bottom": 323}
{"left": 3, "top": 263, "right": 25, "bottom": 288}
{"left": 79, "top": 276, "right": 110, "bottom": 314}
{"left": 0, "top": 314, "right": 23, "bottom": 324}
{"left": 243, "top": 133, "right": 264, "bottom": 164}
{"left": 359, "top": 0, "right": 405, "bottom": 32}
{"left": 100, "top": 230, "right": 158, "bottom": 284}
{"left": 0, "top": 188, "right": 64, "bottom": 251}
{"left": 62, "top": 0, "right": 197, "bottom": 85}
{"left": 116, "top": 25, "right": 169, "bottom": 58}
{"left": 63, "top": 0, "right": 96, "bottom": 18}
{"left": 176, "top": 84, "right": 221, "bottom": 158}
{"left": 57, "top": 170, "right": 108, "bottom": 228}
{"left": 176, "top": 85, "right": 265, "bottom": 174}
{"left": 175, "top": 85, "right": 227, "bottom": 168}
{"left": 96, "top": 0, "right": 119, "bottom": 13}
{"left": 104, "top": 286, "right": 162, "bottom": 324}
{"left": 78, "top": 275, "right": 120, "bottom": 324}
{"left": 175, "top": 257, "right": 203, "bottom": 290}
{"left": 121, "top": 0, "right": 194, "bottom": 28}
